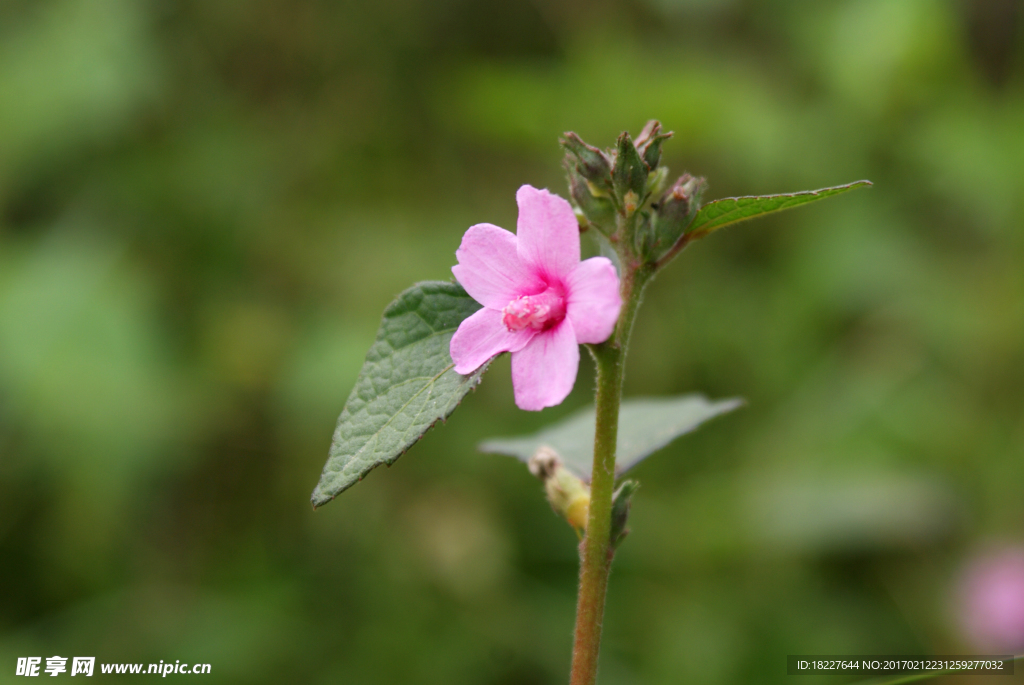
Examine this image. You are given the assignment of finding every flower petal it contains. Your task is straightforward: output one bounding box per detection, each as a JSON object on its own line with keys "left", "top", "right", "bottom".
{"left": 452, "top": 223, "right": 544, "bottom": 309}
{"left": 566, "top": 257, "right": 622, "bottom": 344}
{"left": 515, "top": 185, "right": 581, "bottom": 280}
{"left": 450, "top": 307, "right": 535, "bottom": 374}
{"left": 510, "top": 318, "right": 579, "bottom": 411}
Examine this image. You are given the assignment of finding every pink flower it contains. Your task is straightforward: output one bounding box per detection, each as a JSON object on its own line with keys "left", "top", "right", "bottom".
{"left": 958, "top": 546, "right": 1024, "bottom": 652}
{"left": 450, "top": 185, "right": 622, "bottom": 411}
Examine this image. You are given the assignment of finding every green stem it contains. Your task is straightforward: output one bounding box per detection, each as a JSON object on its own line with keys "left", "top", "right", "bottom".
{"left": 569, "top": 262, "right": 652, "bottom": 685}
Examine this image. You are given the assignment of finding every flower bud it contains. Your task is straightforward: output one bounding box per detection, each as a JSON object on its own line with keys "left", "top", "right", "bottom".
{"left": 623, "top": 190, "right": 639, "bottom": 215}
{"left": 660, "top": 173, "right": 705, "bottom": 226}
{"left": 612, "top": 131, "right": 648, "bottom": 203}
{"left": 527, "top": 446, "right": 560, "bottom": 480}
{"left": 561, "top": 132, "right": 612, "bottom": 191}
{"left": 640, "top": 173, "right": 707, "bottom": 261}
{"left": 528, "top": 447, "right": 591, "bottom": 535}
{"left": 634, "top": 120, "right": 673, "bottom": 170}
{"left": 632, "top": 210, "right": 654, "bottom": 256}
{"left": 565, "top": 159, "right": 616, "bottom": 234}
{"left": 646, "top": 166, "right": 669, "bottom": 199}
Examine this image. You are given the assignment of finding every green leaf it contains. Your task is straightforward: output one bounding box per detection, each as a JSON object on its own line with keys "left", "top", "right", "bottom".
{"left": 610, "top": 480, "right": 639, "bottom": 549}
{"left": 687, "top": 180, "right": 872, "bottom": 239}
{"left": 480, "top": 395, "right": 744, "bottom": 481}
{"left": 311, "top": 281, "right": 486, "bottom": 508}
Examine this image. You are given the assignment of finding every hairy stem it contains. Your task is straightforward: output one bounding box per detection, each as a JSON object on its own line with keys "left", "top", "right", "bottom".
{"left": 570, "top": 262, "right": 651, "bottom": 685}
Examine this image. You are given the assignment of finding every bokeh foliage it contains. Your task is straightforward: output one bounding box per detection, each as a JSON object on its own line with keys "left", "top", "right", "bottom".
{"left": 1, "top": 0, "right": 1022, "bottom": 683}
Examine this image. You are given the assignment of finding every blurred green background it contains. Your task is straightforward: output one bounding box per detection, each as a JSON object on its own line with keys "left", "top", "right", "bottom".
{"left": 1, "top": 0, "right": 1023, "bottom": 683}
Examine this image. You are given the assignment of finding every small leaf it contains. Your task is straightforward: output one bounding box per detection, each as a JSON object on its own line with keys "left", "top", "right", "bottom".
{"left": 687, "top": 180, "right": 872, "bottom": 239}
{"left": 610, "top": 480, "right": 639, "bottom": 549}
{"left": 311, "top": 281, "right": 486, "bottom": 508}
{"left": 566, "top": 161, "right": 616, "bottom": 233}
{"left": 480, "top": 395, "right": 744, "bottom": 481}
{"left": 635, "top": 120, "right": 672, "bottom": 170}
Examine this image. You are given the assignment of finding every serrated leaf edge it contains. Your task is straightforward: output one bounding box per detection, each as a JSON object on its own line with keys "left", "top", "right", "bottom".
{"left": 688, "top": 180, "right": 872, "bottom": 237}
{"left": 311, "top": 281, "right": 486, "bottom": 508}
{"left": 311, "top": 359, "right": 489, "bottom": 508}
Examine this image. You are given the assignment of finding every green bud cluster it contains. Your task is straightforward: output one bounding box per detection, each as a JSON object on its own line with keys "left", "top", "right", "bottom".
{"left": 561, "top": 120, "right": 707, "bottom": 266}
{"left": 638, "top": 173, "right": 706, "bottom": 261}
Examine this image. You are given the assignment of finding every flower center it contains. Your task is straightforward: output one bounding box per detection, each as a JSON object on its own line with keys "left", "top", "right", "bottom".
{"left": 502, "top": 285, "right": 567, "bottom": 332}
